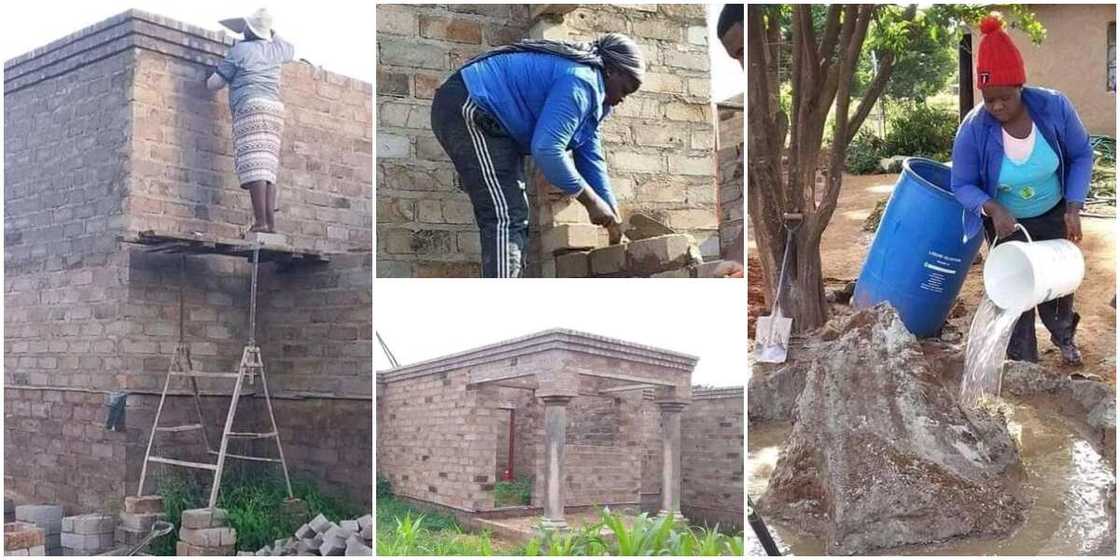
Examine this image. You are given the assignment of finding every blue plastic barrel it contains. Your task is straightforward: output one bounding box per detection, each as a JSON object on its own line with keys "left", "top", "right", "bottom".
{"left": 852, "top": 158, "right": 982, "bottom": 337}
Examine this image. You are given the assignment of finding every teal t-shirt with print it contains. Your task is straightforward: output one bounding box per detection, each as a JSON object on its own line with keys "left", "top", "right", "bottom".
{"left": 995, "top": 132, "right": 1062, "bottom": 218}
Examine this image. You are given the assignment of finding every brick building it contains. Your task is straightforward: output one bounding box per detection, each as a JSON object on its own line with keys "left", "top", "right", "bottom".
{"left": 4, "top": 10, "right": 372, "bottom": 513}
{"left": 377, "top": 4, "right": 729, "bottom": 278}
{"left": 376, "top": 329, "right": 743, "bottom": 529}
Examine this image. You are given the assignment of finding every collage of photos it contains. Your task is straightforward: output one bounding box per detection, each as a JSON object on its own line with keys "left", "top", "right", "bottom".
{"left": 1, "top": 1, "right": 1119, "bottom": 559}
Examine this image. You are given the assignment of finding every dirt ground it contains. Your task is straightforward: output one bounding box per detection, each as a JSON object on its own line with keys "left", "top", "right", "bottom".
{"left": 748, "top": 172, "right": 1117, "bottom": 382}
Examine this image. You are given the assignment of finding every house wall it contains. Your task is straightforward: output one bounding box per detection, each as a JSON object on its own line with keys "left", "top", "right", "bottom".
{"left": 4, "top": 10, "right": 372, "bottom": 512}
{"left": 717, "top": 98, "right": 744, "bottom": 263}
{"left": 681, "top": 387, "right": 744, "bottom": 529}
{"left": 970, "top": 4, "right": 1116, "bottom": 135}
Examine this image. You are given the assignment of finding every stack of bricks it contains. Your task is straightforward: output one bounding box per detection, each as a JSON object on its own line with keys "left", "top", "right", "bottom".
{"left": 555, "top": 234, "right": 720, "bottom": 278}
{"left": 252, "top": 513, "right": 372, "bottom": 556}
{"left": 717, "top": 96, "right": 744, "bottom": 263}
{"left": 177, "top": 507, "right": 236, "bottom": 556}
{"left": 15, "top": 504, "right": 62, "bottom": 555}
{"left": 117, "top": 495, "right": 165, "bottom": 550}
{"left": 4, "top": 522, "right": 46, "bottom": 556}
{"left": 377, "top": 4, "right": 532, "bottom": 277}
{"left": 61, "top": 513, "right": 115, "bottom": 555}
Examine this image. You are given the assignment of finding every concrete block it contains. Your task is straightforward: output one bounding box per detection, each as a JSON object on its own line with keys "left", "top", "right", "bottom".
{"left": 31, "top": 545, "right": 47, "bottom": 555}
{"left": 15, "top": 505, "right": 63, "bottom": 534}
{"left": 118, "top": 511, "right": 164, "bottom": 531}
{"left": 295, "top": 523, "right": 316, "bottom": 539}
{"left": 176, "top": 540, "right": 234, "bottom": 556}
{"left": 345, "top": 534, "right": 372, "bottom": 556}
{"left": 115, "top": 526, "right": 152, "bottom": 546}
{"left": 308, "top": 513, "right": 332, "bottom": 534}
{"left": 5, "top": 522, "right": 45, "bottom": 550}
{"left": 65, "top": 513, "right": 115, "bottom": 535}
{"left": 555, "top": 251, "right": 590, "bottom": 278}
{"left": 589, "top": 244, "right": 627, "bottom": 277}
{"left": 340, "top": 519, "right": 360, "bottom": 534}
{"left": 319, "top": 535, "right": 347, "bottom": 556}
{"left": 541, "top": 224, "right": 599, "bottom": 254}
{"left": 376, "top": 134, "right": 410, "bottom": 159}
{"left": 123, "top": 495, "right": 163, "bottom": 514}
{"left": 420, "top": 16, "right": 482, "bottom": 44}
{"left": 62, "top": 532, "right": 106, "bottom": 549}
{"left": 651, "top": 267, "right": 693, "bottom": 279}
{"left": 180, "top": 508, "right": 229, "bottom": 530}
{"left": 624, "top": 234, "right": 701, "bottom": 276}
{"left": 356, "top": 514, "right": 372, "bottom": 532}
{"left": 301, "top": 536, "right": 323, "bottom": 550}
{"left": 179, "top": 526, "right": 237, "bottom": 548}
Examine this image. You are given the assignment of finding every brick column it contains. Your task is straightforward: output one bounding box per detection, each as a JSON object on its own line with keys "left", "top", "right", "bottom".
{"left": 657, "top": 400, "right": 688, "bottom": 520}
{"left": 539, "top": 395, "right": 573, "bottom": 530}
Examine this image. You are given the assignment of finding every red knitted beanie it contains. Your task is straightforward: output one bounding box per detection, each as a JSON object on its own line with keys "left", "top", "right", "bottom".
{"left": 976, "top": 15, "right": 1026, "bottom": 88}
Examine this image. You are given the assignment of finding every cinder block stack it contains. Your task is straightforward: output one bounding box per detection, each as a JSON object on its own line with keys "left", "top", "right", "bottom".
{"left": 177, "top": 507, "right": 236, "bottom": 556}
{"left": 15, "top": 504, "right": 63, "bottom": 555}
{"left": 116, "top": 495, "right": 166, "bottom": 549}
{"left": 4, "top": 522, "right": 46, "bottom": 556}
{"left": 252, "top": 513, "right": 372, "bottom": 556}
{"left": 61, "top": 513, "right": 115, "bottom": 555}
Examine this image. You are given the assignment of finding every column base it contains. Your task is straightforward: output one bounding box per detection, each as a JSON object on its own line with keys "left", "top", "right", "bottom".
{"left": 538, "top": 517, "right": 569, "bottom": 531}
{"left": 657, "top": 510, "right": 686, "bottom": 523}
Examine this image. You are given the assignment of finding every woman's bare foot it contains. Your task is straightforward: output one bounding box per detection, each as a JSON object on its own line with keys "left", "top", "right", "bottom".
{"left": 248, "top": 223, "right": 270, "bottom": 233}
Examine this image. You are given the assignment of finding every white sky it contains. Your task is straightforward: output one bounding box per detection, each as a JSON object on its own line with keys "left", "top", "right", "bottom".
{"left": 1, "top": 1, "right": 376, "bottom": 83}
{"left": 374, "top": 280, "right": 748, "bottom": 388}
{"left": 2, "top": 2, "right": 739, "bottom": 101}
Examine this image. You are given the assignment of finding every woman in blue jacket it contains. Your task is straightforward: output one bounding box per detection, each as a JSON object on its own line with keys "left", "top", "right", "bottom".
{"left": 950, "top": 16, "right": 1093, "bottom": 365}
{"left": 430, "top": 34, "right": 643, "bottom": 278}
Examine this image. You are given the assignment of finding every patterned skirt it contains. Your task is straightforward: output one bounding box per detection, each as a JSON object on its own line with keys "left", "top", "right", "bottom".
{"left": 232, "top": 98, "right": 285, "bottom": 186}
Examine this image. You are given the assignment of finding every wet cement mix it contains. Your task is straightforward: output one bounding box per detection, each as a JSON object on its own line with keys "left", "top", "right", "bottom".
{"left": 747, "top": 304, "right": 1117, "bottom": 556}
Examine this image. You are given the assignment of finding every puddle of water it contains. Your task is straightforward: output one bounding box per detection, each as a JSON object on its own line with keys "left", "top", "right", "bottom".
{"left": 960, "top": 297, "right": 1020, "bottom": 406}
{"left": 747, "top": 399, "right": 1115, "bottom": 556}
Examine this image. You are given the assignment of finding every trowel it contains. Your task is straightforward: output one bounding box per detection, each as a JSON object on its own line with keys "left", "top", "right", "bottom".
{"left": 754, "top": 214, "right": 801, "bottom": 364}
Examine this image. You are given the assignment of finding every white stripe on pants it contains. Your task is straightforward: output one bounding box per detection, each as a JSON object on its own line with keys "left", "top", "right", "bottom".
{"left": 460, "top": 98, "right": 513, "bottom": 277}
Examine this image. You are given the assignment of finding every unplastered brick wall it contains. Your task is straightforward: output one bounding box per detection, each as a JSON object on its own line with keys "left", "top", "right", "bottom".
{"left": 529, "top": 4, "right": 718, "bottom": 277}
{"left": 5, "top": 10, "right": 372, "bottom": 511}
{"left": 717, "top": 96, "right": 744, "bottom": 263}
{"left": 681, "top": 387, "right": 743, "bottom": 529}
{"left": 377, "top": 4, "right": 718, "bottom": 278}
{"left": 377, "top": 330, "right": 696, "bottom": 514}
{"left": 376, "top": 4, "right": 533, "bottom": 278}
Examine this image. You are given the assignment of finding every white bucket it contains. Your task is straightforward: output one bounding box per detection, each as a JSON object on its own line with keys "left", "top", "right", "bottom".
{"left": 983, "top": 239, "right": 1084, "bottom": 313}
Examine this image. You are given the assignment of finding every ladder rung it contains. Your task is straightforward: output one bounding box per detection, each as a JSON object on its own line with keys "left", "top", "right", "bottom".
{"left": 148, "top": 456, "right": 218, "bottom": 470}
{"left": 154, "top": 424, "right": 203, "bottom": 433}
{"left": 225, "top": 431, "right": 278, "bottom": 439}
{"left": 171, "top": 371, "right": 242, "bottom": 379}
{"left": 208, "top": 450, "right": 282, "bottom": 463}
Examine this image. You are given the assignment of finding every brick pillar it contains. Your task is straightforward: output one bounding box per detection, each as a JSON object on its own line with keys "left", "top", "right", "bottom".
{"left": 656, "top": 400, "right": 688, "bottom": 520}
{"left": 539, "top": 395, "right": 573, "bottom": 529}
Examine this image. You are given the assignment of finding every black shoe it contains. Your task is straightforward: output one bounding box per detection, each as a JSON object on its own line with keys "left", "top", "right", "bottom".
{"left": 1057, "top": 341, "right": 1083, "bottom": 366}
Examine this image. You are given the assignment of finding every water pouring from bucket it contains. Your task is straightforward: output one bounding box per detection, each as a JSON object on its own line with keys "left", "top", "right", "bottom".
{"left": 960, "top": 225, "right": 1085, "bottom": 406}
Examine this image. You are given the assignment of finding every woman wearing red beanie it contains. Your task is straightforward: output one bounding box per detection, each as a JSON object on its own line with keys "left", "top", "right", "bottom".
{"left": 950, "top": 14, "right": 1094, "bottom": 365}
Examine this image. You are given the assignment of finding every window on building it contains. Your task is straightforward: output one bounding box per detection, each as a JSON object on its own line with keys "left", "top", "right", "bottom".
{"left": 1108, "top": 22, "right": 1116, "bottom": 92}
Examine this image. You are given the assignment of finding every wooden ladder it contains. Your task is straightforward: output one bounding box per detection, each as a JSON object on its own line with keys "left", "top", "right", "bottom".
{"left": 135, "top": 246, "right": 293, "bottom": 509}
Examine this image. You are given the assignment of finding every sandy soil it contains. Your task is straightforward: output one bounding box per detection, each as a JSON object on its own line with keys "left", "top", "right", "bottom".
{"left": 748, "top": 172, "right": 1116, "bottom": 382}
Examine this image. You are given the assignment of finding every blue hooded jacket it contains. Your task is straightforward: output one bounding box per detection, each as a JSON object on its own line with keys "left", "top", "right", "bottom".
{"left": 460, "top": 52, "right": 616, "bottom": 211}
{"left": 950, "top": 86, "right": 1093, "bottom": 240}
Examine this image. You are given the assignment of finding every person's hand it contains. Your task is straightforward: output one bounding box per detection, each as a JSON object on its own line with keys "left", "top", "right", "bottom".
{"left": 577, "top": 188, "right": 621, "bottom": 228}
{"left": 711, "top": 261, "right": 744, "bottom": 278}
{"left": 983, "top": 200, "right": 1019, "bottom": 239}
{"left": 1065, "top": 203, "right": 1083, "bottom": 243}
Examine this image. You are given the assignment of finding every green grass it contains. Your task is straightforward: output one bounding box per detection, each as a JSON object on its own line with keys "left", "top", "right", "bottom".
{"left": 149, "top": 466, "right": 363, "bottom": 555}
{"left": 377, "top": 493, "right": 743, "bottom": 556}
{"left": 493, "top": 476, "right": 532, "bottom": 507}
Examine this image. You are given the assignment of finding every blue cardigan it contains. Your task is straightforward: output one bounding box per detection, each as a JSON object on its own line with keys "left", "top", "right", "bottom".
{"left": 950, "top": 86, "right": 1093, "bottom": 240}
{"left": 461, "top": 52, "right": 616, "bottom": 211}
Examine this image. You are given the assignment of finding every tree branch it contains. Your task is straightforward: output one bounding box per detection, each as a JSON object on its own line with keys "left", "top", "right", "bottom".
{"left": 817, "top": 5, "right": 843, "bottom": 76}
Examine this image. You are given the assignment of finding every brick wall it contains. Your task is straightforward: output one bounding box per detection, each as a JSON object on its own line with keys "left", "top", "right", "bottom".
{"left": 5, "top": 10, "right": 372, "bottom": 511}
{"left": 376, "top": 4, "right": 719, "bottom": 277}
{"left": 376, "top": 4, "right": 533, "bottom": 278}
{"left": 681, "top": 387, "right": 743, "bottom": 529}
{"left": 717, "top": 97, "right": 744, "bottom": 263}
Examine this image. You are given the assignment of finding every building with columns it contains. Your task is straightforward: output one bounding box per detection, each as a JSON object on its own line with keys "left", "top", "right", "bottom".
{"left": 376, "top": 329, "right": 741, "bottom": 529}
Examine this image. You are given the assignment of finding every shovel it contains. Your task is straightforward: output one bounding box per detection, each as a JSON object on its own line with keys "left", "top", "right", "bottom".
{"left": 754, "top": 217, "right": 799, "bottom": 363}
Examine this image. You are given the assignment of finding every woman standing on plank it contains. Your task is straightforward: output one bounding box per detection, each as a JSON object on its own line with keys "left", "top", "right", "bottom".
{"left": 207, "top": 8, "right": 295, "bottom": 234}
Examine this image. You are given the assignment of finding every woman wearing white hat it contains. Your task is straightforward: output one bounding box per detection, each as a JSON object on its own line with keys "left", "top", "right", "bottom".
{"left": 207, "top": 8, "right": 295, "bottom": 234}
